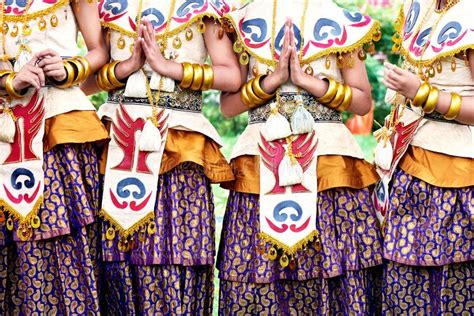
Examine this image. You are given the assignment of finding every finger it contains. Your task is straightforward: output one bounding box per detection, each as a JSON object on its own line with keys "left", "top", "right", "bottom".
{"left": 146, "top": 20, "right": 156, "bottom": 38}
{"left": 26, "top": 65, "right": 45, "bottom": 86}
{"left": 142, "top": 25, "right": 153, "bottom": 45}
{"left": 289, "top": 24, "right": 296, "bottom": 49}
{"left": 43, "top": 64, "right": 63, "bottom": 72}
{"left": 46, "top": 70, "right": 66, "bottom": 78}
{"left": 37, "top": 49, "right": 59, "bottom": 59}
{"left": 27, "top": 54, "right": 40, "bottom": 66}
{"left": 25, "top": 75, "right": 41, "bottom": 89}
{"left": 386, "top": 70, "right": 400, "bottom": 82}
{"left": 141, "top": 38, "right": 150, "bottom": 56}
{"left": 382, "top": 79, "right": 398, "bottom": 91}
{"left": 391, "top": 65, "right": 405, "bottom": 76}
{"left": 37, "top": 56, "right": 62, "bottom": 68}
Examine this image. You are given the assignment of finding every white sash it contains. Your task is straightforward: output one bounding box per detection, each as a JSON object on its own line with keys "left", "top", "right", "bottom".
{"left": 101, "top": 103, "right": 169, "bottom": 238}
{"left": 0, "top": 90, "right": 46, "bottom": 240}
{"left": 259, "top": 132, "right": 318, "bottom": 263}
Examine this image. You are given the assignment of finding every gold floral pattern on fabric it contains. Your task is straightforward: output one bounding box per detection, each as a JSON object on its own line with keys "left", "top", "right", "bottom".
{"left": 382, "top": 261, "right": 474, "bottom": 315}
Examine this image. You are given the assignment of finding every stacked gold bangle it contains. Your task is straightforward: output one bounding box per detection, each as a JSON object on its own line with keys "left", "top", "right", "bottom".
{"left": 96, "top": 61, "right": 126, "bottom": 92}
{"left": 179, "top": 62, "right": 214, "bottom": 91}
{"left": 240, "top": 75, "right": 275, "bottom": 109}
{"left": 317, "top": 78, "right": 352, "bottom": 112}
{"left": 410, "top": 81, "right": 462, "bottom": 120}
{"left": 50, "top": 56, "right": 91, "bottom": 89}
{"left": 0, "top": 70, "right": 27, "bottom": 99}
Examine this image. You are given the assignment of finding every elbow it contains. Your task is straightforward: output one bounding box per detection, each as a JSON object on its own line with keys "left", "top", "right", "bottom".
{"left": 227, "top": 75, "right": 243, "bottom": 93}
{"left": 220, "top": 105, "right": 236, "bottom": 119}
{"left": 351, "top": 97, "right": 373, "bottom": 116}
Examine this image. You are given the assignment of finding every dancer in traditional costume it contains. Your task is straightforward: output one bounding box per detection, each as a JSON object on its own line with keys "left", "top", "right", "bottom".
{"left": 376, "top": 0, "right": 474, "bottom": 314}
{"left": 95, "top": 0, "right": 240, "bottom": 314}
{"left": 0, "top": 0, "right": 108, "bottom": 314}
{"left": 217, "top": 0, "right": 384, "bottom": 314}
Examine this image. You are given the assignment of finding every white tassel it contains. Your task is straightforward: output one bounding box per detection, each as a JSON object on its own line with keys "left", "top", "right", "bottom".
{"left": 14, "top": 50, "right": 32, "bottom": 72}
{"left": 150, "top": 72, "right": 175, "bottom": 93}
{"left": 374, "top": 140, "right": 393, "bottom": 171}
{"left": 278, "top": 155, "right": 304, "bottom": 187}
{"left": 0, "top": 110, "right": 16, "bottom": 143}
{"left": 124, "top": 71, "right": 148, "bottom": 98}
{"left": 290, "top": 97, "right": 314, "bottom": 134}
{"left": 261, "top": 103, "right": 292, "bottom": 141}
{"left": 138, "top": 119, "right": 162, "bottom": 152}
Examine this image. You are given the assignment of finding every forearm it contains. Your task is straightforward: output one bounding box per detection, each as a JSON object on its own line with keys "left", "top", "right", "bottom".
{"left": 220, "top": 91, "right": 249, "bottom": 118}
{"left": 432, "top": 92, "right": 474, "bottom": 125}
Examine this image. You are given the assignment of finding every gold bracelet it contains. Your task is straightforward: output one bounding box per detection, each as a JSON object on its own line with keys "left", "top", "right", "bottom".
{"left": 444, "top": 92, "right": 462, "bottom": 121}
{"left": 96, "top": 71, "right": 110, "bottom": 92}
{"left": 0, "top": 70, "right": 13, "bottom": 80}
{"left": 180, "top": 62, "right": 194, "bottom": 89}
{"left": 107, "top": 61, "right": 126, "bottom": 88}
{"left": 201, "top": 64, "right": 214, "bottom": 91}
{"left": 191, "top": 64, "right": 204, "bottom": 90}
{"left": 66, "top": 58, "right": 85, "bottom": 85}
{"left": 52, "top": 61, "right": 76, "bottom": 89}
{"left": 73, "top": 56, "right": 91, "bottom": 79}
{"left": 328, "top": 83, "right": 345, "bottom": 109}
{"left": 245, "top": 79, "right": 266, "bottom": 105}
{"left": 422, "top": 86, "right": 439, "bottom": 114}
{"left": 240, "top": 83, "right": 254, "bottom": 108}
{"left": 252, "top": 75, "right": 275, "bottom": 100}
{"left": 5, "top": 72, "right": 27, "bottom": 99}
{"left": 318, "top": 78, "right": 338, "bottom": 104}
{"left": 412, "top": 81, "right": 430, "bottom": 107}
{"left": 99, "top": 65, "right": 115, "bottom": 91}
{"left": 337, "top": 84, "right": 352, "bottom": 112}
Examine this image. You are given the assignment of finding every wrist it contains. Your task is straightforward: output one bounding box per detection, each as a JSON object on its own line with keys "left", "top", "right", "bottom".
{"left": 261, "top": 74, "right": 281, "bottom": 94}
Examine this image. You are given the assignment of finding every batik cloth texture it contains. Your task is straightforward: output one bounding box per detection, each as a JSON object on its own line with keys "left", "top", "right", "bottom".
{"left": 0, "top": 143, "right": 101, "bottom": 315}
{"left": 217, "top": 187, "right": 384, "bottom": 315}
{"left": 382, "top": 166, "right": 473, "bottom": 315}
{"left": 100, "top": 163, "right": 216, "bottom": 315}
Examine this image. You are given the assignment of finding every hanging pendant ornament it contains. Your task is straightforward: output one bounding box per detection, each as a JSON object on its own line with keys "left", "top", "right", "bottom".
{"left": 18, "top": 225, "right": 33, "bottom": 241}
{"left": 304, "top": 65, "right": 313, "bottom": 76}
{"left": 173, "top": 36, "right": 182, "bottom": 49}
{"left": 2, "top": 22, "right": 8, "bottom": 34}
{"left": 325, "top": 55, "right": 331, "bottom": 69}
{"left": 106, "top": 227, "right": 116, "bottom": 240}
{"left": 252, "top": 64, "right": 259, "bottom": 77}
{"left": 268, "top": 247, "right": 278, "bottom": 260}
{"left": 218, "top": 25, "right": 225, "bottom": 39}
{"left": 138, "top": 118, "right": 163, "bottom": 152}
{"left": 358, "top": 49, "right": 367, "bottom": 61}
{"left": 436, "top": 60, "right": 442, "bottom": 73}
{"left": 290, "top": 95, "right": 314, "bottom": 135}
{"left": 117, "top": 35, "right": 126, "bottom": 49}
{"left": 278, "top": 150, "right": 304, "bottom": 187}
{"left": 30, "top": 216, "right": 41, "bottom": 229}
{"left": 427, "top": 65, "right": 435, "bottom": 78}
{"left": 279, "top": 254, "right": 289, "bottom": 268}
{"left": 138, "top": 230, "right": 147, "bottom": 242}
{"left": 6, "top": 217, "right": 14, "bottom": 231}
{"left": 289, "top": 259, "right": 297, "bottom": 270}
{"left": 313, "top": 236, "right": 321, "bottom": 251}
{"left": 451, "top": 58, "right": 457, "bottom": 72}
{"left": 118, "top": 239, "right": 129, "bottom": 252}
{"left": 239, "top": 52, "right": 249, "bottom": 65}
{"left": 347, "top": 53, "right": 355, "bottom": 68}
{"left": 147, "top": 222, "right": 157, "bottom": 235}
{"left": 22, "top": 24, "right": 32, "bottom": 36}
{"left": 50, "top": 15, "right": 59, "bottom": 27}
{"left": 10, "top": 24, "right": 18, "bottom": 37}
{"left": 336, "top": 54, "right": 344, "bottom": 68}
{"left": 198, "top": 19, "right": 206, "bottom": 33}
{"left": 256, "top": 240, "right": 266, "bottom": 255}
{"left": 38, "top": 18, "right": 47, "bottom": 31}
{"left": 185, "top": 28, "right": 193, "bottom": 41}
{"left": 233, "top": 40, "right": 243, "bottom": 53}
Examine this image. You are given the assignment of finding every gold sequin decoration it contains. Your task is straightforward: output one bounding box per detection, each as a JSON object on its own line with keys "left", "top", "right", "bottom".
{"left": 427, "top": 65, "right": 435, "bottom": 78}
{"left": 118, "top": 239, "right": 129, "bottom": 252}
{"left": 436, "top": 61, "right": 442, "bottom": 73}
{"left": 173, "top": 36, "right": 182, "bottom": 49}
{"left": 358, "top": 49, "right": 367, "bottom": 61}
{"left": 198, "top": 20, "right": 206, "bottom": 33}
{"left": 38, "top": 18, "right": 47, "bottom": 31}
{"left": 325, "top": 56, "right": 331, "bottom": 69}
{"left": 6, "top": 217, "right": 13, "bottom": 231}
{"left": 147, "top": 222, "right": 157, "bottom": 235}
{"left": 451, "top": 58, "right": 457, "bottom": 72}
{"left": 336, "top": 54, "right": 344, "bottom": 68}
{"left": 106, "top": 227, "right": 116, "bottom": 240}
{"left": 233, "top": 40, "right": 243, "bottom": 53}
{"left": 117, "top": 36, "right": 126, "bottom": 49}
{"left": 10, "top": 25, "right": 18, "bottom": 37}
{"left": 2, "top": 23, "right": 8, "bottom": 34}
{"left": 185, "top": 28, "right": 193, "bottom": 41}
{"left": 239, "top": 52, "right": 249, "bottom": 65}
{"left": 50, "top": 15, "right": 58, "bottom": 27}
{"left": 268, "top": 247, "right": 277, "bottom": 260}
{"left": 17, "top": 226, "right": 32, "bottom": 241}
{"left": 304, "top": 65, "right": 314, "bottom": 76}
{"left": 22, "top": 24, "right": 32, "bottom": 36}
{"left": 30, "top": 216, "right": 41, "bottom": 229}
{"left": 279, "top": 254, "right": 289, "bottom": 267}
{"left": 252, "top": 64, "right": 259, "bottom": 77}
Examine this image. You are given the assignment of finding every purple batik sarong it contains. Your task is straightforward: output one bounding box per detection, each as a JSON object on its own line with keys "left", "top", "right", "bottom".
{"left": 382, "top": 168, "right": 473, "bottom": 315}
{"left": 100, "top": 163, "right": 215, "bottom": 315}
{"left": 217, "top": 187, "right": 384, "bottom": 315}
{"left": 0, "top": 143, "right": 101, "bottom": 315}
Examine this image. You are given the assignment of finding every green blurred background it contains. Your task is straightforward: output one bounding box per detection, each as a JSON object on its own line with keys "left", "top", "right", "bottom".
{"left": 89, "top": 1, "right": 401, "bottom": 311}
